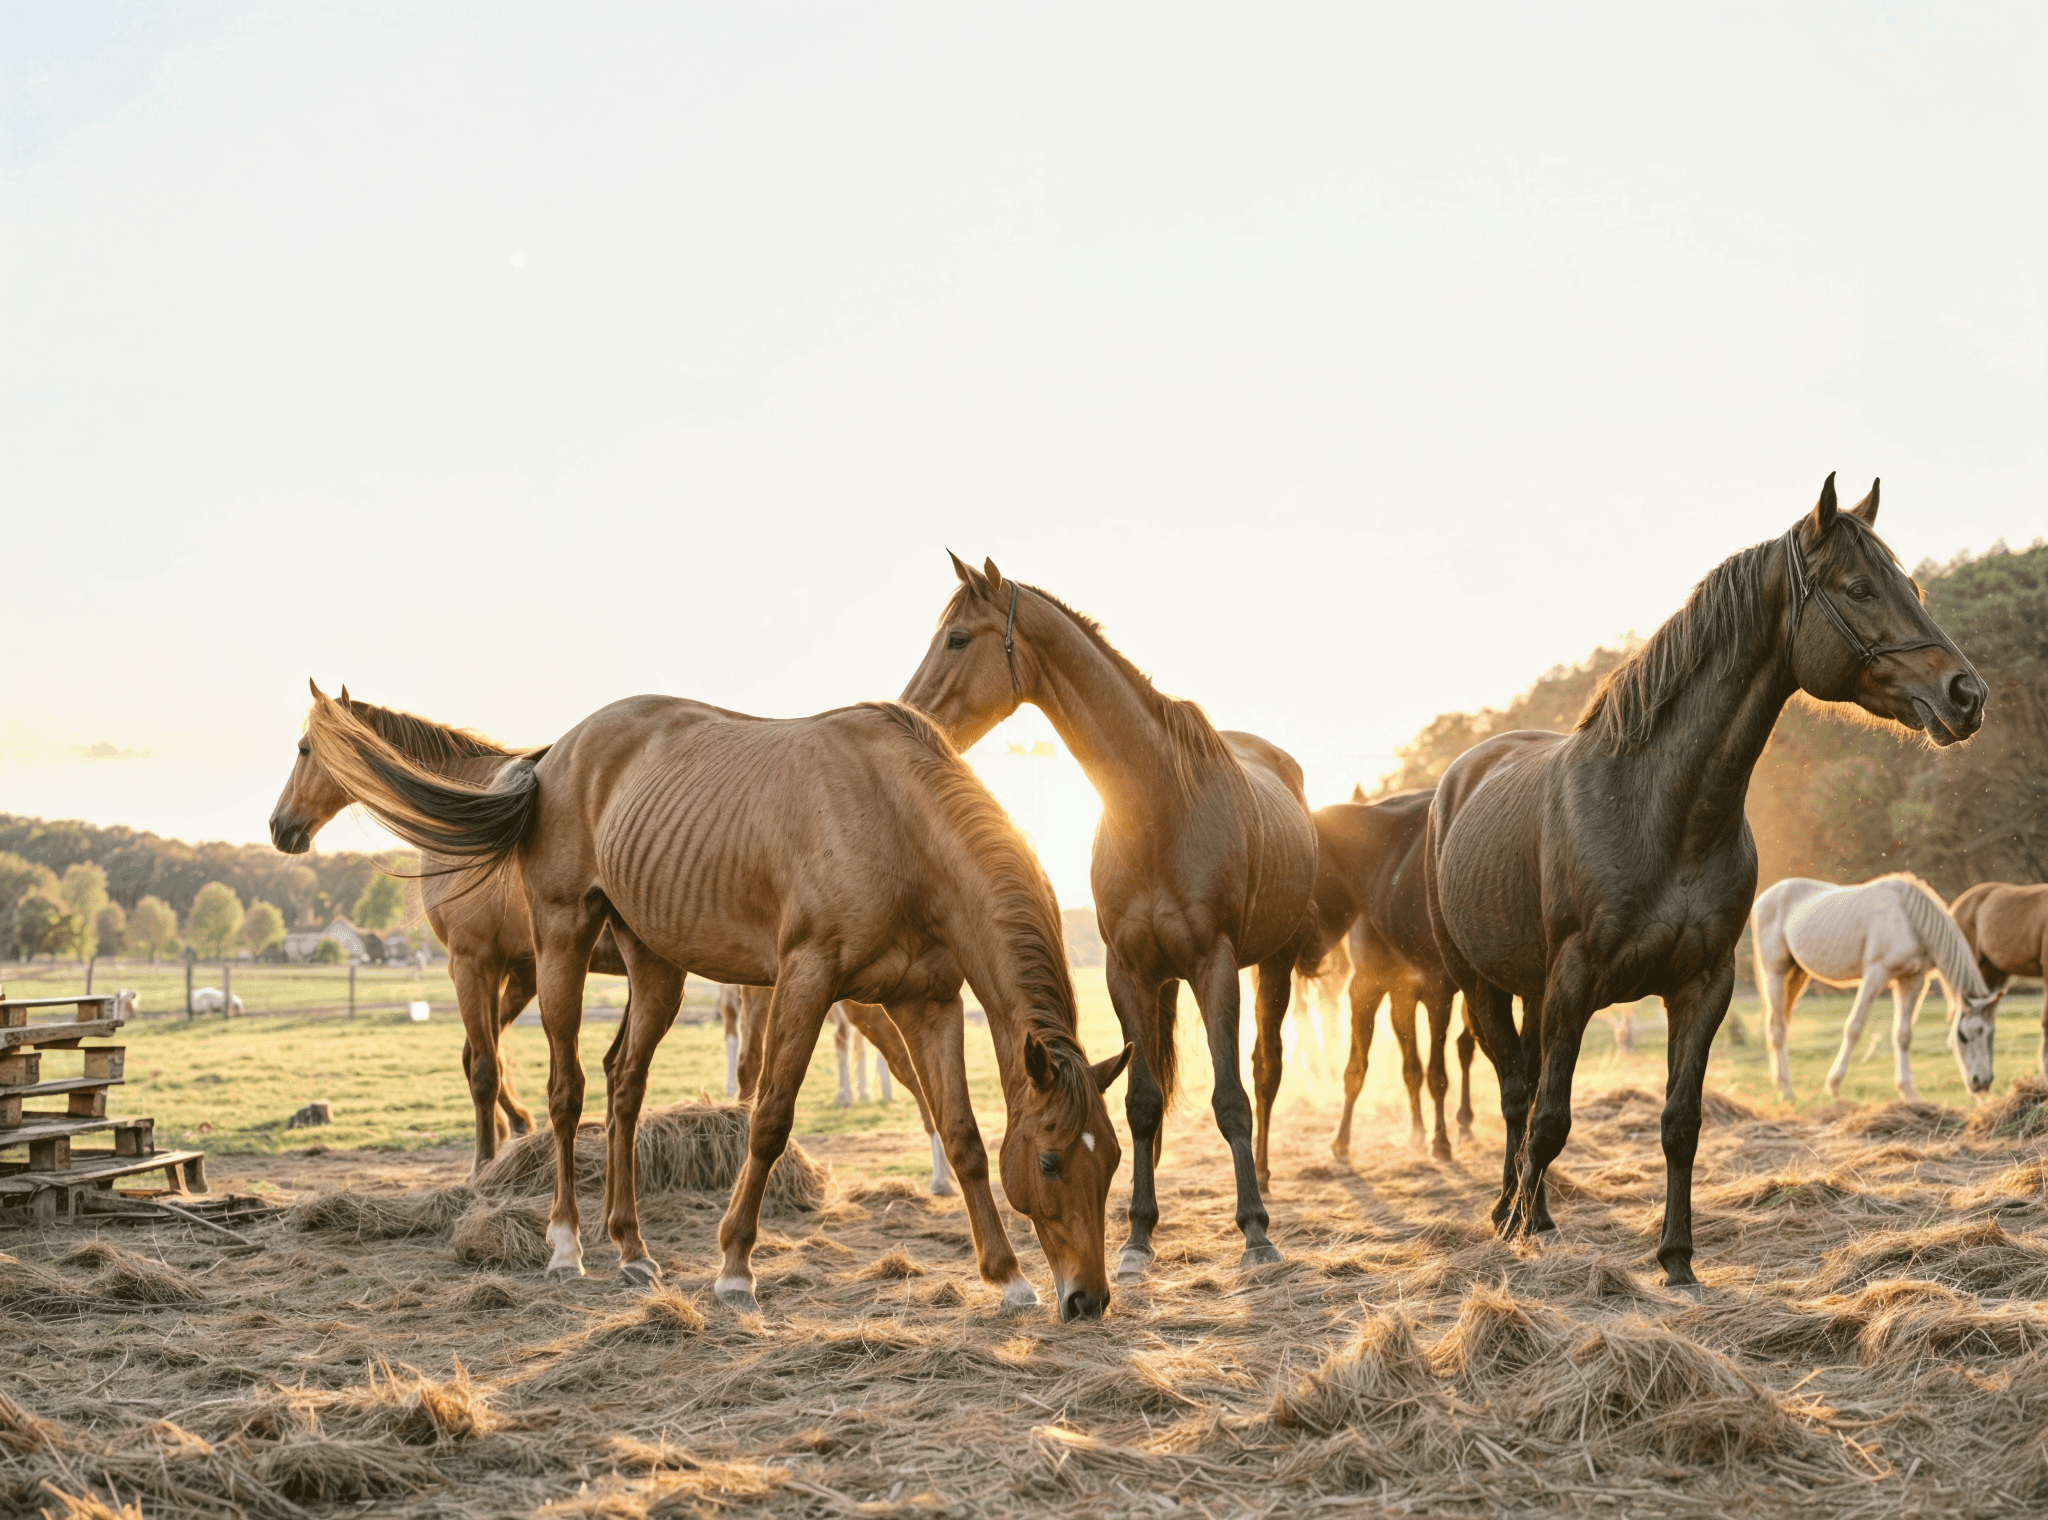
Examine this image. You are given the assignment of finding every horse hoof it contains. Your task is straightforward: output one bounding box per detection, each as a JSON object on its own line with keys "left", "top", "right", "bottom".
{"left": 714, "top": 1277, "right": 759, "bottom": 1313}
{"left": 544, "top": 1260, "right": 585, "bottom": 1280}
{"left": 1115, "top": 1247, "right": 1154, "bottom": 1284}
{"left": 1000, "top": 1278, "right": 1040, "bottom": 1313}
{"left": 1240, "top": 1243, "right": 1283, "bottom": 1269}
{"left": 1431, "top": 1139, "right": 1453, "bottom": 1163}
{"left": 619, "top": 1258, "right": 661, "bottom": 1289}
{"left": 1329, "top": 1141, "right": 1350, "bottom": 1162}
{"left": 1665, "top": 1278, "right": 1704, "bottom": 1302}
{"left": 929, "top": 1176, "right": 957, "bottom": 1198}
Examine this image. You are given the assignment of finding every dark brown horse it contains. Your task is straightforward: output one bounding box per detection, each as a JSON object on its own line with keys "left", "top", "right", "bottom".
{"left": 1952, "top": 882, "right": 2048, "bottom": 1078}
{"left": 268, "top": 686, "right": 634, "bottom": 1173}
{"left": 1425, "top": 476, "right": 1985, "bottom": 1292}
{"left": 901, "top": 558, "right": 1317, "bottom": 1278}
{"left": 305, "top": 688, "right": 1130, "bottom": 1320}
{"left": 1297, "top": 788, "right": 1475, "bottom": 1161}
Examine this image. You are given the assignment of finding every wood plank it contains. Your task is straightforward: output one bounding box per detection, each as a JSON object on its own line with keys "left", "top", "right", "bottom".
{"left": 0, "top": 995, "right": 118, "bottom": 1014}
{"left": 0, "top": 1019, "right": 125, "bottom": 1050}
{"left": 0, "top": 1113, "right": 154, "bottom": 1149}
{"left": 0, "top": 1051, "right": 40, "bottom": 1084}
{"left": 0, "top": 1148, "right": 207, "bottom": 1198}
{"left": 83, "top": 1047, "right": 126, "bottom": 1080}
{"left": 0, "top": 1076, "right": 118, "bottom": 1101}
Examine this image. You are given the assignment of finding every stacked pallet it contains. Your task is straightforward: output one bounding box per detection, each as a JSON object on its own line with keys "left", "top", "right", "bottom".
{"left": 0, "top": 988, "right": 205, "bottom": 1222}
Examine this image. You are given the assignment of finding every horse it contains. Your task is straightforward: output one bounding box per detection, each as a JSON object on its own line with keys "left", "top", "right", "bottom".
{"left": 189, "top": 987, "right": 245, "bottom": 1016}
{"left": 303, "top": 687, "right": 1129, "bottom": 1319}
{"left": 1952, "top": 881, "right": 2048, "bottom": 1079}
{"left": 901, "top": 557, "right": 1317, "bottom": 1279}
{"left": 1424, "top": 475, "right": 1985, "bottom": 1293}
{"left": 269, "top": 686, "right": 636, "bottom": 1173}
{"left": 1296, "top": 789, "right": 1476, "bottom": 1161}
{"left": 113, "top": 989, "right": 140, "bottom": 1018}
{"left": 719, "top": 982, "right": 957, "bottom": 1196}
{"left": 1751, "top": 874, "right": 2003, "bottom": 1102}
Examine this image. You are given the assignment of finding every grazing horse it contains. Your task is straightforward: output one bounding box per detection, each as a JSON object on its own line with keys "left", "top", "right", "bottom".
{"left": 720, "top": 983, "right": 957, "bottom": 1196}
{"left": 1297, "top": 790, "right": 1476, "bottom": 1161}
{"left": 304, "top": 688, "right": 1129, "bottom": 1319}
{"left": 189, "top": 987, "right": 245, "bottom": 1016}
{"left": 1425, "top": 476, "right": 1985, "bottom": 1292}
{"left": 1952, "top": 882, "right": 2048, "bottom": 1079}
{"left": 901, "top": 557, "right": 1317, "bottom": 1278}
{"left": 269, "top": 687, "right": 634, "bottom": 1172}
{"left": 1751, "top": 874, "right": 2002, "bottom": 1102}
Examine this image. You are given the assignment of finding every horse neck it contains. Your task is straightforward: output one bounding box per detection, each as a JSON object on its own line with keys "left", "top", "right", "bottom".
{"left": 1897, "top": 884, "right": 1987, "bottom": 998}
{"left": 1018, "top": 594, "right": 1195, "bottom": 832}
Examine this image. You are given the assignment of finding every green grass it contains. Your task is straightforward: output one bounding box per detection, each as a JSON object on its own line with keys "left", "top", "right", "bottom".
{"left": 0, "top": 958, "right": 641, "bottom": 1017}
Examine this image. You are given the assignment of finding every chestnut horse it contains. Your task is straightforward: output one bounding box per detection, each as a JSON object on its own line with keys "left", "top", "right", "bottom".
{"left": 1297, "top": 789, "right": 1476, "bottom": 1161}
{"left": 902, "top": 558, "right": 1316, "bottom": 1278}
{"left": 269, "top": 686, "right": 633, "bottom": 1172}
{"left": 1426, "top": 476, "right": 1985, "bottom": 1292}
{"left": 1952, "top": 881, "right": 2048, "bottom": 1078}
{"left": 304, "top": 688, "right": 1130, "bottom": 1320}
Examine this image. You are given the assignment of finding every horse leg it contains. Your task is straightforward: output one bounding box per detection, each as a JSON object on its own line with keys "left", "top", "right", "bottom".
{"left": 602, "top": 935, "right": 683, "bottom": 1287}
{"left": 1331, "top": 975, "right": 1382, "bottom": 1159}
{"left": 451, "top": 951, "right": 508, "bottom": 1177}
{"left": 1192, "top": 944, "right": 1280, "bottom": 1267}
{"left": 1892, "top": 971, "right": 1927, "bottom": 1102}
{"left": 1388, "top": 987, "right": 1426, "bottom": 1152}
{"left": 1422, "top": 985, "right": 1453, "bottom": 1160}
{"left": 1454, "top": 999, "right": 1476, "bottom": 1142}
{"left": 1656, "top": 959, "right": 1736, "bottom": 1295}
{"left": 1504, "top": 952, "right": 1595, "bottom": 1241}
{"left": 1459, "top": 981, "right": 1525, "bottom": 1230}
{"left": 1249, "top": 952, "right": 1293, "bottom": 1189}
{"left": 737, "top": 986, "right": 769, "bottom": 1102}
{"left": 530, "top": 899, "right": 606, "bottom": 1278}
{"left": 1824, "top": 969, "right": 1889, "bottom": 1098}
{"left": 886, "top": 995, "right": 1033, "bottom": 1307}
{"left": 1761, "top": 959, "right": 1797, "bottom": 1102}
{"left": 494, "top": 956, "right": 538, "bottom": 1137}
{"left": 716, "top": 957, "right": 835, "bottom": 1310}
{"left": 722, "top": 996, "right": 741, "bottom": 1098}
{"left": 852, "top": 1003, "right": 945, "bottom": 1190}
{"left": 1106, "top": 953, "right": 1167, "bottom": 1282}
{"left": 833, "top": 1007, "right": 854, "bottom": 1107}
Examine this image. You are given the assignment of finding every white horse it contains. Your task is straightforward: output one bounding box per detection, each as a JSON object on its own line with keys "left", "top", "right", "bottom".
{"left": 1751, "top": 874, "right": 2004, "bottom": 1102}
{"left": 113, "top": 988, "right": 141, "bottom": 1018}
{"left": 190, "top": 986, "right": 245, "bottom": 1017}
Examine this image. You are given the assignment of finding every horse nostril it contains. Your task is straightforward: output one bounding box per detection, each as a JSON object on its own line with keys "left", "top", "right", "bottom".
{"left": 1949, "top": 672, "right": 1985, "bottom": 721}
{"left": 1062, "top": 1288, "right": 1107, "bottom": 1322}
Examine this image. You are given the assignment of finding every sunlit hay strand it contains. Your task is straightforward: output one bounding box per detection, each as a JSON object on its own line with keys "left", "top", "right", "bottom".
{"left": 0, "top": 1390, "right": 63, "bottom": 1456}
{"left": 1953, "top": 1159, "right": 2048, "bottom": 1214}
{"left": 844, "top": 1176, "right": 934, "bottom": 1208}
{"left": 470, "top": 1101, "right": 827, "bottom": 1211}
{"left": 33, "top": 1486, "right": 144, "bottom": 1520}
{"left": 1967, "top": 1074, "right": 2048, "bottom": 1141}
{"left": 1429, "top": 1282, "right": 1572, "bottom": 1383}
{"left": 289, "top": 1186, "right": 476, "bottom": 1240}
{"left": 0, "top": 1258, "right": 100, "bottom": 1319}
{"left": 589, "top": 1290, "right": 706, "bottom": 1346}
{"left": 533, "top": 1458, "right": 788, "bottom": 1518}
{"left": 1531, "top": 1320, "right": 1803, "bottom": 1464}
{"left": 1700, "top": 1088, "right": 1765, "bottom": 1125}
{"left": 1834, "top": 1101, "right": 1965, "bottom": 1140}
{"left": 1844, "top": 1280, "right": 2048, "bottom": 1367}
{"left": 855, "top": 1249, "right": 927, "bottom": 1281}
{"left": 1511, "top": 1246, "right": 1655, "bottom": 1306}
{"left": 1268, "top": 1312, "right": 1442, "bottom": 1437}
{"left": 253, "top": 1435, "right": 441, "bottom": 1503}
{"left": 50, "top": 1244, "right": 205, "bottom": 1307}
{"left": 1698, "top": 1171, "right": 1905, "bottom": 1215}
{"left": 1813, "top": 1218, "right": 2048, "bottom": 1299}
{"left": 921, "top": 1279, "right": 966, "bottom": 1308}
{"left": 448, "top": 1199, "right": 551, "bottom": 1270}
{"left": 1573, "top": 1086, "right": 1666, "bottom": 1133}
{"left": 322, "top": 1359, "right": 496, "bottom": 1446}
{"left": 459, "top": 1275, "right": 522, "bottom": 1311}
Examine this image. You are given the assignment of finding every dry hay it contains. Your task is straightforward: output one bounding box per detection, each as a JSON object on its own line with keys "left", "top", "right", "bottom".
{"left": 1968, "top": 1073, "right": 2048, "bottom": 1142}
{"left": 12, "top": 1079, "right": 2048, "bottom": 1518}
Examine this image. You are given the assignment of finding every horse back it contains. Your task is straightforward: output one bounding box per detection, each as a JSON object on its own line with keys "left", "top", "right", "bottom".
{"left": 1959, "top": 882, "right": 2048, "bottom": 977}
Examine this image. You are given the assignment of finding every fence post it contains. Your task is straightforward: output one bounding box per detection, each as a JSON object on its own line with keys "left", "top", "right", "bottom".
{"left": 222, "top": 962, "right": 232, "bottom": 1019}
{"left": 349, "top": 961, "right": 356, "bottom": 1019}
{"left": 185, "top": 961, "right": 194, "bottom": 1020}
{"left": 85, "top": 958, "right": 95, "bottom": 996}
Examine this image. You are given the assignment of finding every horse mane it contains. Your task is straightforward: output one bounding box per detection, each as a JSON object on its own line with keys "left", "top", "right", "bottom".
{"left": 861, "top": 699, "right": 1098, "bottom": 1125}
{"left": 1880, "top": 873, "right": 1992, "bottom": 1000}
{"left": 338, "top": 698, "right": 514, "bottom": 772}
{"left": 1577, "top": 517, "right": 1909, "bottom": 752}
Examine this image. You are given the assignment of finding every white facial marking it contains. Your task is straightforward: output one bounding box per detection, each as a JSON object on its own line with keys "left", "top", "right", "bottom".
{"left": 1081, "top": 1131, "right": 1096, "bottom": 1153}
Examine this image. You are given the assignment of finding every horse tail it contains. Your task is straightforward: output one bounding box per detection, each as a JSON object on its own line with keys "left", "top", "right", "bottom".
{"left": 305, "top": 689, "right": 541, "bottom": 867}
{"left": 1135, "top": 987, "right": 1181, "bottom": 1117}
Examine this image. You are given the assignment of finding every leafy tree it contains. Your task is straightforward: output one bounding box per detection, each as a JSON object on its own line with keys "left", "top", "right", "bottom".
{"left": 186, "top": 882, "right": 245, "bottom": 959}
{"left": 243, "top": 900, "right": 286, "bottom": 956}
{"left": 93, "top": 901, "right": 128, "bottom": 958}
{"left": 312, "top": 937, "right": 348, "bottom": 965}
{"left": 127, "top": 896, "right": 180, "bottom": 962}
{"left": 12, "top": 891, "right": 66, "bottom": 961}
{"left": 353, "top": 874, "right": 405, "bottom": 932}
{"left": 0, "top": 852, "right": 58, "bottom": 958}
{"left": 58, "top": 863, "right": 109, "bottom": 961}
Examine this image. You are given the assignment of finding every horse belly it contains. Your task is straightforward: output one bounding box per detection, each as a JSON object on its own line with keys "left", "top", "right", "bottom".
{"left": 1436, "top": 800, "right": 1549, "bottom": 998}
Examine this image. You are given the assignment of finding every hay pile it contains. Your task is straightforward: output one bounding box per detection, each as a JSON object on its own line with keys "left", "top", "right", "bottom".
{"left": 287, "top": 1101, "right": 828, "bottom": 1269}
{"left": 11, "top": 1077, "right": 2048, "bottom": 1517}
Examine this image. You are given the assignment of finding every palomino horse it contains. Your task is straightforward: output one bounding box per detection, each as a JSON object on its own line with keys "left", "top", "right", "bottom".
{"left": 1751, "top": 874, "right": 2002, "bottom": 1102}
{"left": 1297, "top": 788, "right": 1476, "bottom": 1161}
{"left": 719, "top": 983, "right": 957, "bottom": 1196}
{"left": 1426, "top": 476, "right": 1985, "bottom": 1292}
{"left": 270, "top": 687, "right": 634, "bottom": 1172}
{"left": 305, "top": 689, "right": 1129, "bottom": 1320}
{"left": 1952, "top": 882, "right": 2048, "bottom": 1079}
{"left": 902, "top": 557, "right": 1317, "bottom": 1278}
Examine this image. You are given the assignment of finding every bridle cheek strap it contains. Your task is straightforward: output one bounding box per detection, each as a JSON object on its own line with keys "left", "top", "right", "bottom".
{"left": 1781, "top": 528, "right": 1972, "bottom": 674}
{"left": 1003, "top": 581, "right": 1021, "bottom": 695}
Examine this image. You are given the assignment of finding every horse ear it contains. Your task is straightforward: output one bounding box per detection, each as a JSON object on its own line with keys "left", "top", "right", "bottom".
{"left": 1848, "top": 478, "right": 1879, "bottom": 526}
{"left": 982, "top": 557, "right": 1006, "bottom": 592}
{"left": 339, "top": 685, "right": 351, "bottom": 706}
{"left": 309, "top": 678, "right": 326, "bottom": 702}
{"left": 1023, "top": 1032, "right": 1054, "bottom": 1091}
{"left": 1805, "top": 472, "right": 1839, "bottom": 539}
{"left": 947, "top": 550, "right": 986, "bottom": 599}
{"left": 1351, "top": 782, "right": 1367, "bottom": 803}
{"left": 1091, "top": 1042, "right": 1134, "bottom": 1093}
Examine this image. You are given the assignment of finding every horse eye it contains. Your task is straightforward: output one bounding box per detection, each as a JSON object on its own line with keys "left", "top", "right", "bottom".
{"left": 946, "top": 631, "right": 971, "bottom": 651}
{"left": 1846, "top": 581, "right": 1875, "bottom": 601}
{"left": 298, "top": 741, "right": 310, "bottom": 755}
{"left": 1038, "top": 1151, "right": 1060, "bottom": 1178}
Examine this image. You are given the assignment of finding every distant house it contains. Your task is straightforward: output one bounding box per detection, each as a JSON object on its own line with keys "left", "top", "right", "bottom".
{"left": 382, "top": 931, "right": 412, "bottom": 961}
{"left": 281, "top": 917, "right": 378, "bottom": 964}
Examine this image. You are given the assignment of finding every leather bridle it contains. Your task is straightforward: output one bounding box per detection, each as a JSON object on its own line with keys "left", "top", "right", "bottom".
{"left": 1781, "top": 527, "right": 1968, "bottom": 671}
{"left": 1002, "top": 581, "right": 1021, "bottom": 694}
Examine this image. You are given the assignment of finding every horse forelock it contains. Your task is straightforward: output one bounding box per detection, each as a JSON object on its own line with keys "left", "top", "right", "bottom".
{"left": 859, "top": 700, "right": 1093, "bottom": 1113}
{"left": 1576, "top": 539, "right": 1774, "bottom": 751}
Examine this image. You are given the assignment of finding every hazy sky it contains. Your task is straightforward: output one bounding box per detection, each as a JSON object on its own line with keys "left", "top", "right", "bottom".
{"left": 4, "top": 3, "right": 2044, "bottom": 905}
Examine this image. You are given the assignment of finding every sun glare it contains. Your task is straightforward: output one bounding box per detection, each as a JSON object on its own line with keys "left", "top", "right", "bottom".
{"left": 959, "top": 709, "right": 1101, "bottom": 910}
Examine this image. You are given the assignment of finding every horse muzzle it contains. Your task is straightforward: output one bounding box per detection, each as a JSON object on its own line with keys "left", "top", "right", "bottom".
{"left": 1059, "top": 1283, "right": 1110, "bottom": 1322}
{"left": 1911, "top": 671, "right": 1986, "bottom": 747}
{"left": 270, "top": 814, "right": 313, "bottom": 853}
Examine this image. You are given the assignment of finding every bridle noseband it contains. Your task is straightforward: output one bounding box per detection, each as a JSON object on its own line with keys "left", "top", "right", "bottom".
{"left": 1781, "top": 527, "right": 1961, "bottom": 669}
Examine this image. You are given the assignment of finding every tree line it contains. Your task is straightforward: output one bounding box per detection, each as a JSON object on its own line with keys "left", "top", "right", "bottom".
{"left": 1377, "top": 539, "right": 2048, "bottom": 900}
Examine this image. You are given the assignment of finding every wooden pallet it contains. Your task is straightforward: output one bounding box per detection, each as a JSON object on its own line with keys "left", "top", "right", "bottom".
{"left": 0, "top": 1148, "right": 209, "bottom": 1222}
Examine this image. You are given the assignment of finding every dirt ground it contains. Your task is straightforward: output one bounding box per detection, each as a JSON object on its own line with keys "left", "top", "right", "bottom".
{"left": 8, "top": 1077, "right": 2048, "bottom": 1520}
